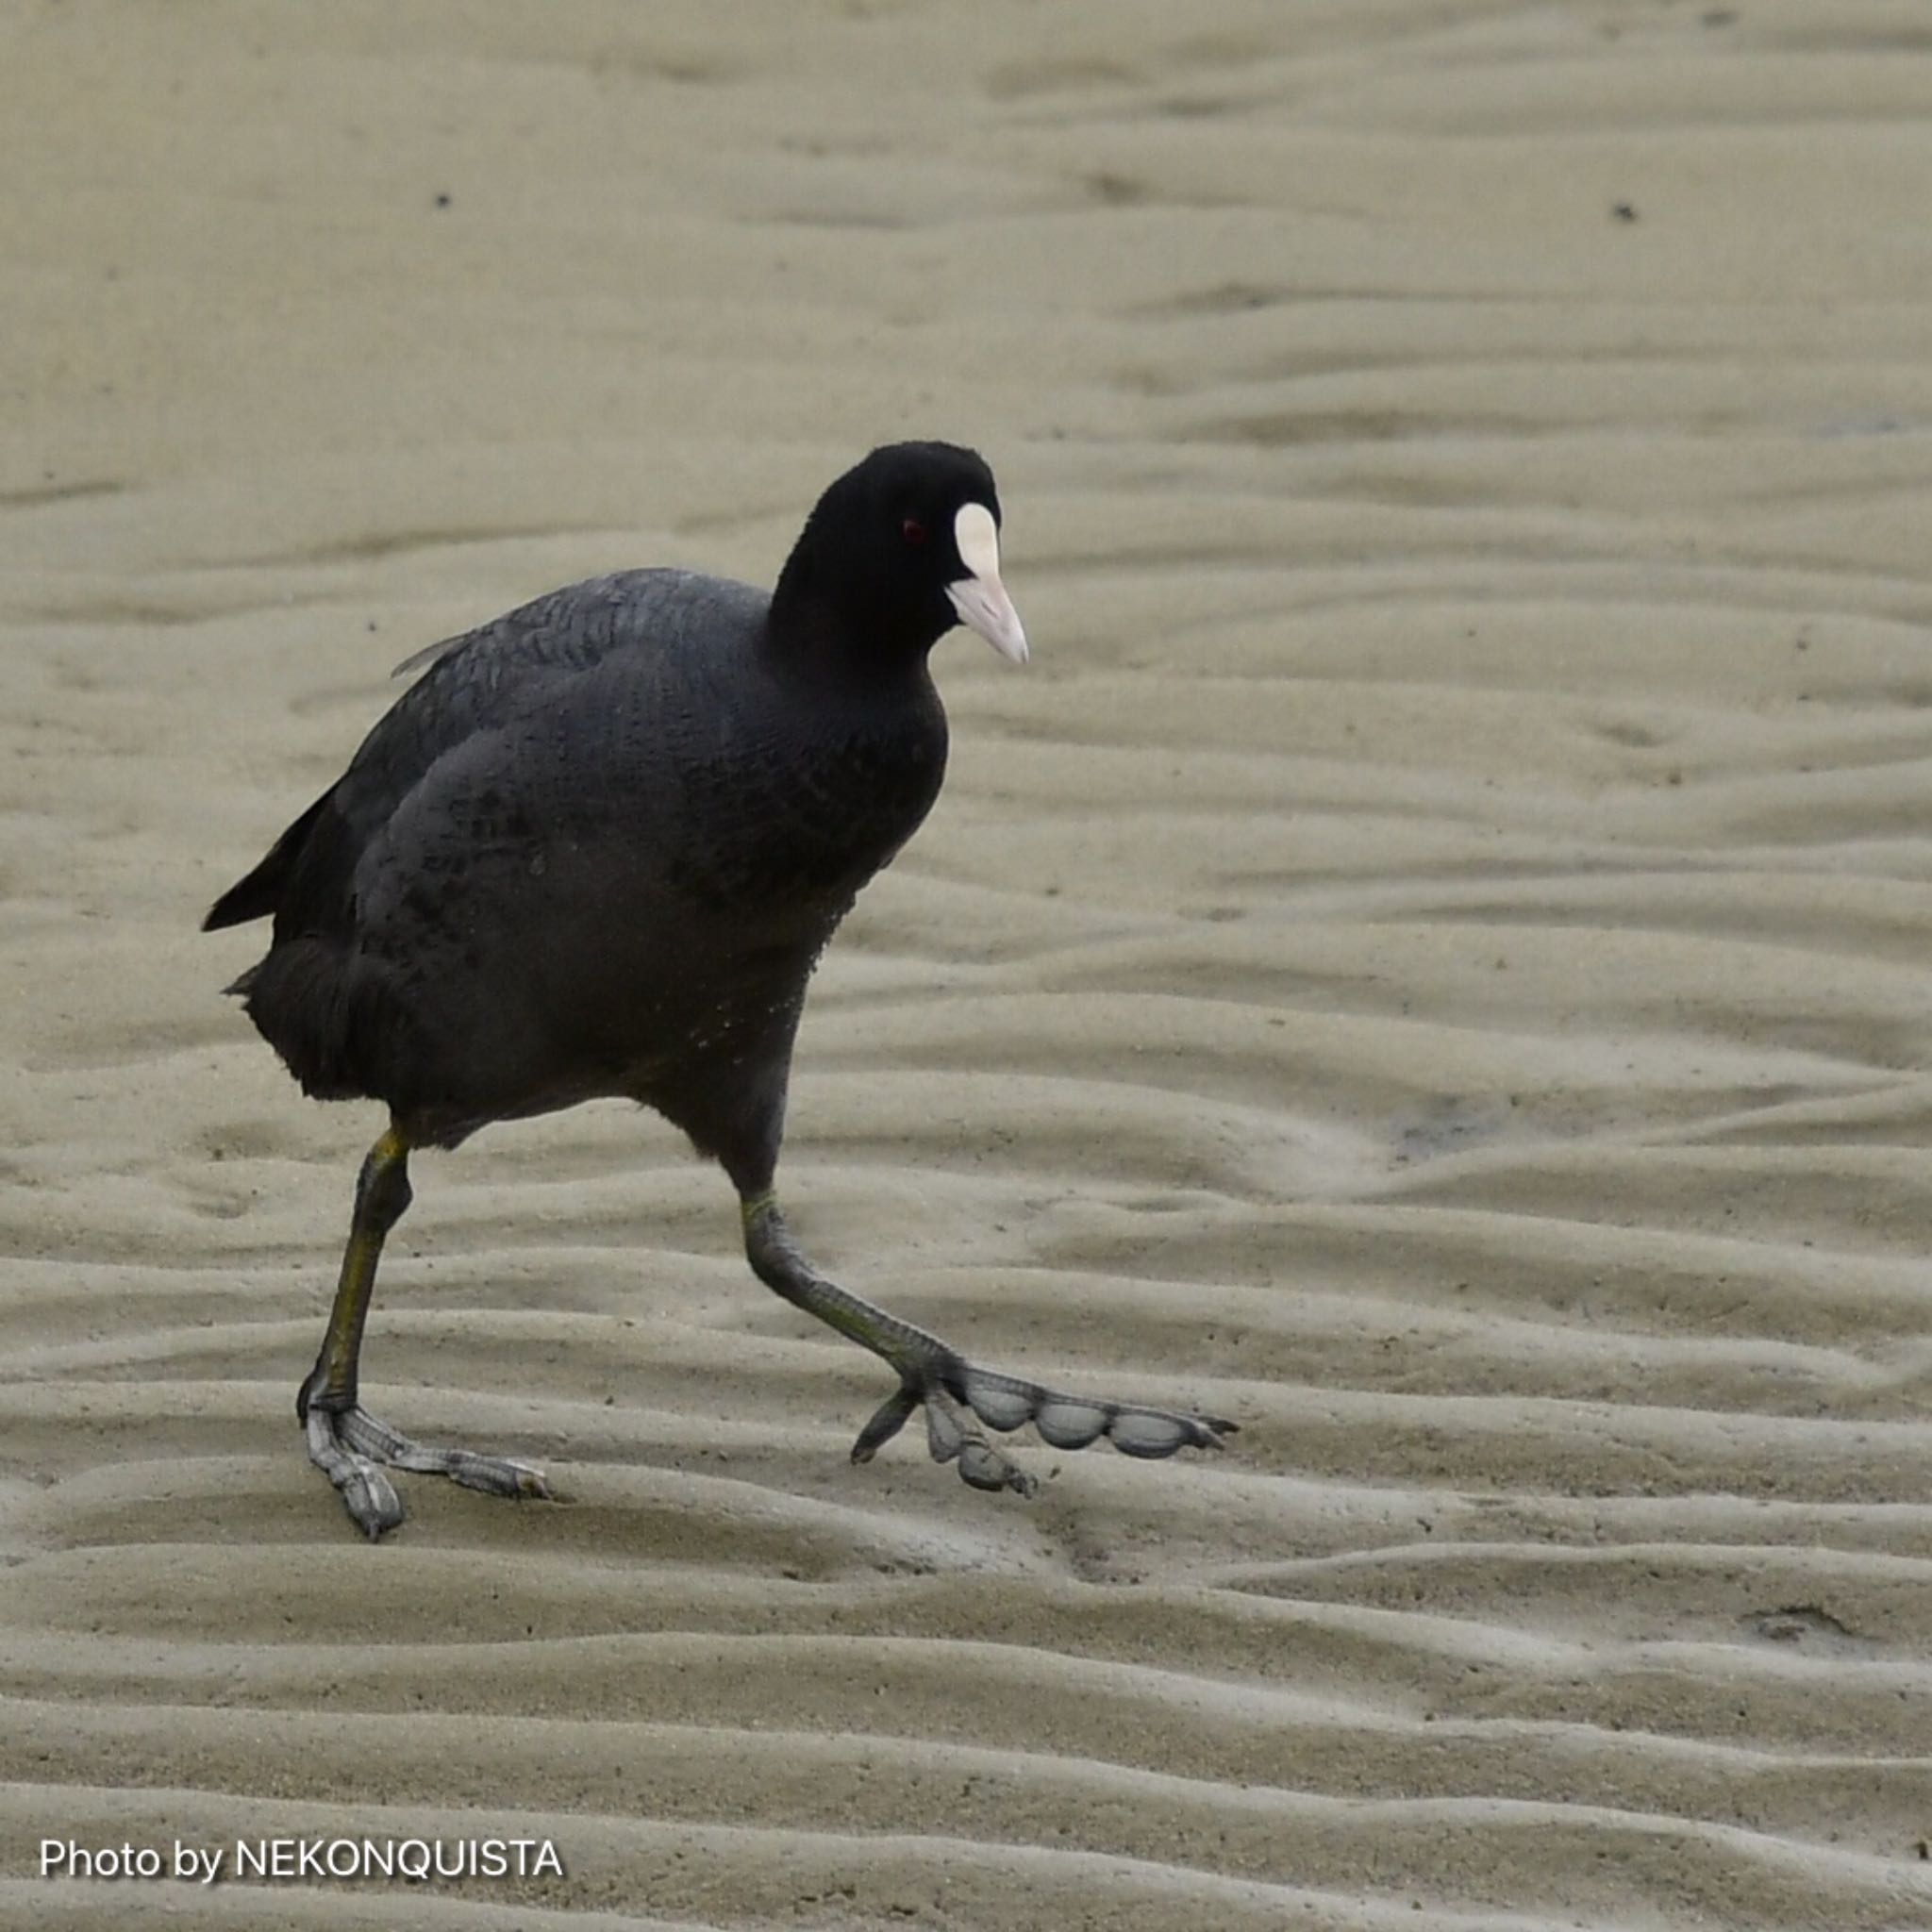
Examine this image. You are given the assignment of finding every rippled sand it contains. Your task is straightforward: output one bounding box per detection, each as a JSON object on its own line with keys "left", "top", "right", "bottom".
{"left": 6, "top": 2, "right": 1932, "bottom": 1926}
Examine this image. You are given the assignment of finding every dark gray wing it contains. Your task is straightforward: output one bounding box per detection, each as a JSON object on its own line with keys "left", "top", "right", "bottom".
{"left": 204, "top": 570, "right": 758, "bottom": 939}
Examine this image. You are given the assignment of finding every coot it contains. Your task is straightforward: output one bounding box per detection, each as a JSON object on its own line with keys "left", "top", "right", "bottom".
{"left": 207, "top": 441, "right": 1233, "bottom": 1537}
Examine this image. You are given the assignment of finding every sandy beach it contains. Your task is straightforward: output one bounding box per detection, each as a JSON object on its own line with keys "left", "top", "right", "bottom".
{"left": 6, "top": 0, "right": 1932, "bottom": 1925}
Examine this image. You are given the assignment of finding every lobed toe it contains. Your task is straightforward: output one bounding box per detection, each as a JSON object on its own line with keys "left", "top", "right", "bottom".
{"left": 1033, "top": 1397, "right": 1111, "bottom": 1450}
{"left": 959, "top": 1369, "right": 1039, "bottom": 1434}
{"left": 341, "top": 1458, "right": 405, "bottom": 1540}
{"left": 1111, "top": 1408, "right": 1222, "bottom": 1458}
{"left": 851, "top": 1385, "right": 921, "bottom": 1463}
{"left": 446, "top": 1453, "right": 551, "bottom": 1500}
{"left": 958, "top": 1441, "right": 1038, "bottom": 1496}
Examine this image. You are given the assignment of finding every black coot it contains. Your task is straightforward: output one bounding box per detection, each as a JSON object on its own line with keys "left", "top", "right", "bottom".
{"left": 207, "top": 441, "right": 1233, "bottom": 1538}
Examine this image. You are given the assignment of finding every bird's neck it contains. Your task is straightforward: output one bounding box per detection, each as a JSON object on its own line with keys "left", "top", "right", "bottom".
{"left": 763, "top": 590, "right": 940, "bottom": 693}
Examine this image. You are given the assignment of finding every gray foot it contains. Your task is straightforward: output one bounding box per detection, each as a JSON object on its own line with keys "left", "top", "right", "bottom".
{"left": 302, "top": 1398, "right": 550, "bottom": 1540}
{"left": 854, "top": 1358, "right": 1237, "bottom": 1497}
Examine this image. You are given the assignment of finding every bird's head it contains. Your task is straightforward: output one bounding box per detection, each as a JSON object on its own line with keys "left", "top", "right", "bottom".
{"left": 774, "top": 441, "right": 1028, "bottom": 670}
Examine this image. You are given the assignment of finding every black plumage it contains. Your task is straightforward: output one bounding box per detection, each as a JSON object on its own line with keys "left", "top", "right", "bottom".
{"left": 207, "top": 441, "right": 1232, "bottom": 1538}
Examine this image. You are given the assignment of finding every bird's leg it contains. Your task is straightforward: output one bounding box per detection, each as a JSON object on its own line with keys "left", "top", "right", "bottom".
{"left": 740, "top": 1193, "right": 1235, "bottom": 1495}
{"left": 297, "top": 1125, "right": 549, "bottom": 1539}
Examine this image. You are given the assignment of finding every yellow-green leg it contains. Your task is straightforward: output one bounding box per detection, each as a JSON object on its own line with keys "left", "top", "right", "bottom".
{"left": 740, "top": 1192, "right": 1234, "bottom": 1494}
{"left": 299, "top": 1125, "right": 549, "bottom": 1540}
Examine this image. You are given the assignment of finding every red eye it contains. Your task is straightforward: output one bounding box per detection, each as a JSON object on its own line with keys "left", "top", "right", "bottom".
{"left": 901, "top": 516, "right": 927, "bottom": 546}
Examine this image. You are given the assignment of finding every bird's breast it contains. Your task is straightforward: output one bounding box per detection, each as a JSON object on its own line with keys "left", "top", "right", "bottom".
{"left": 662, "top": 696, "right": 949, "bottom": 918}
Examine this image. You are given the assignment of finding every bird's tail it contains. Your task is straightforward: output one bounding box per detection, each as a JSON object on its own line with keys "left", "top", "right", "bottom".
{"left": 203, "top": 789, "right": 333, "bottom": 930}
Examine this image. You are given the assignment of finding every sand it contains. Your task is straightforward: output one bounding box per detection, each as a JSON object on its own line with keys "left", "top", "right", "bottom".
{"left": 5, "top": 0, "right": 1932, "bottom": 1925}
